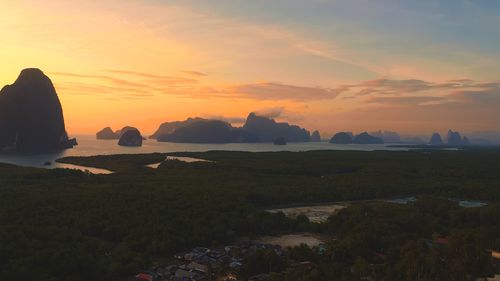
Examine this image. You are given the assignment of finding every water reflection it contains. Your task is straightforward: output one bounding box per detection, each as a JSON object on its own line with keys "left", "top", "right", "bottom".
{"left": 1, "top": 135, "right": 410, "bottom": 171}
{"left": 146, "top": 156, "right": 211, "bottom": 169}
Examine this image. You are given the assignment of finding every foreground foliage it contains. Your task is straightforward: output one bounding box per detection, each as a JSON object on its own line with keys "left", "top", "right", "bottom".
{"left": 265, "top": 198, "right": 499, "bottom": 281}
{"left": 0, "top": 150, "right": 499, "bottom": 280}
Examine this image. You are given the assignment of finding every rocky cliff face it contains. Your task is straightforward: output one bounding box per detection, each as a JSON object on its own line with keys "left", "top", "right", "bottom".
{"left": 242, "top": 113, "right": 310, "bottom": 142}
{"left": 0, "top": 68, "right": 75, "bottom": 153}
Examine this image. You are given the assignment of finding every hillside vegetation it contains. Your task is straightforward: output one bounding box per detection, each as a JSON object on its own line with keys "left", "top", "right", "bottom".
{"left": 0, "top": 150, "right": 499, "bottom": 280}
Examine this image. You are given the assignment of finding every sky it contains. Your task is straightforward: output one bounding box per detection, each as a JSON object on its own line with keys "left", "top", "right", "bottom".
{"left": 1, "top": 0, "right": 499, "bottom": 136}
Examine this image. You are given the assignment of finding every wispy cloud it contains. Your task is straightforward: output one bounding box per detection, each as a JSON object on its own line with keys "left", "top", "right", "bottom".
{"left": 51, "top": 70, "right": 354, "bottom": 102}
{"left": 51, "top": 72, "right": 157, "bottom": 90}
{"left": 103, "top": 70, "right": 198, "bottom": 84}
{"left": 52, "top": 69, "right": 500, "bottom": 110}
{"left": 183, "top": 70, "right": 208, "bottom": 77}
{"left": 252, "top": 106, "right": 305, "bottom": 122}
{"left": 253, "top": 106, "right": 285, "bottom": 118}
{"left": 365, "top": 96, "right": 446, "bottom": 106}
{"left": 201, "top": 115, "right": 246, "bottom": 124}
{"left": 233, "top": 82, "right": 347, "bottom": 101}
{"left": 50, "top": 70, "right": 224, "bottom": 99}
{"left": 342, "top": 78, "right": 500, "bottom": 107}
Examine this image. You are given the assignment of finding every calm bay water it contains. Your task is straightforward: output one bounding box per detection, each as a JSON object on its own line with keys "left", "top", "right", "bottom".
{"left": 0, "top": 135, "right": 409, "bottom": 171}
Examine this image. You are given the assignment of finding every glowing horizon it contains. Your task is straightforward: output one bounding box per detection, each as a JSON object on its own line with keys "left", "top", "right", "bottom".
{"left": 1, "top": 0, "right": 499, "bottom": 137}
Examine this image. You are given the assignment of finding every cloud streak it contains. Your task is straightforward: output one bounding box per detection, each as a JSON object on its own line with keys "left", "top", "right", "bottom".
{"left": 364, "top": 96, "right": 446, "bottom": 106}
{"left": 51, "top": 70, "right": 353, "bottom": 102}
{"left": 341, "top": 78, "right": 500, "bottom": 107}
{"left": 50, "top": 70, "right": 228, "bottom": 99}
{"left": 183, "top": 70, "right": 208, "bottom": 77}
{"left": 233, "top": 82, "right": 347, "bottom": 101}
{"left": 51, "top": 69, "right": 500, "bottom": 113}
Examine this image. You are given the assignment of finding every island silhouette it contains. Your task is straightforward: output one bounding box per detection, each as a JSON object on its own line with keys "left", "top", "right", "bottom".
{"left": 0, "top": 69, "right": 76, "bottom": 153}
{"left": 0, "top": 69, "right": 481, "bottom": 151}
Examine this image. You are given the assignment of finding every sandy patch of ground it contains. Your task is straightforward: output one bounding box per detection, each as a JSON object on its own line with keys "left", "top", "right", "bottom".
{"left": 146, "top": 156, "right": 210, "bottom": 168}
{"left": 267, "top": 204, "right": 347, "bottom": 223}
{"left": 257, "top": 233, "right": 326, "bottom": 248}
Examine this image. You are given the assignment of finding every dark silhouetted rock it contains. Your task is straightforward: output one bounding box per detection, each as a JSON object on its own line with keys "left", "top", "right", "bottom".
{"left": 96, "top": 127, "right": 119, "bottom": 140}
{"left": 371, "top": 130, "right": 401, "bottom": 143}
{"left": 0, "top": 68, "right": 76, "bottom": 153}
{"left": 150, "top": 118, "right": 208, "bottom": 139}
{"left": 447, "top": 130, "right": 462, "bottom": 146}
{"left": 330, "top": 132, "right": 353, "bottom": 144}
{"left": 158, "top": 120, "right": 235, "bottom": 143}
{"left": 243, "top": 113, "right": 310, "bottom": 142}
{"left": 429, "top": 133, "right": 444, "bottom": 145}
{"left": 311, "top": 130, "right": 321, "bottom": 142}
{"left": 116, "top": 126, "right": 138, "bottom": 137}
{"left": 230, "top": 128, "right": 260, "bottom": 143}
{"left": 462, "top": 136, "right": 470, "bottom": 146}
{"left": 156, "top": 119, "right": 261, "bottom": 144}
{"left": 118, "top": 129, "right": 143, "bottom": 147}
{"left": 66, "top": 138, "right": 78, "bottom": 147}
{"left": 97, "top": 126, "right": 142, "bottom": 140}
{"left": 353, "top": 132, "right": 384, "bottom": 144}
{"left": 273, "top": 137, "right": 287, "bottom": 145}
{"left": 155, "top": 113, "right": 310, "bottom": 144}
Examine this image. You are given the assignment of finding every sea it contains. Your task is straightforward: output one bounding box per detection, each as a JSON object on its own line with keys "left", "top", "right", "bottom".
{"left": 0, "top": 135, "right": 410, "bottom": 173}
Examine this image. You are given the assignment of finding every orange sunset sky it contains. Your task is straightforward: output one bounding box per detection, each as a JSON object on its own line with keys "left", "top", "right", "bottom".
{"left": 1, "top": 0, "right": 499, "bottom": 136}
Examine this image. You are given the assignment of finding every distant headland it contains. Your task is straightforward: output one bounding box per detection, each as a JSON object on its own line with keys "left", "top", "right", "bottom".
{"left": 101, "top": 112, "right": 315, "bottom": 144}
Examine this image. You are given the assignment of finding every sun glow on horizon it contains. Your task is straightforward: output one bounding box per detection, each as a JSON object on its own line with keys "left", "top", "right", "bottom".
{"left": 1, "top": 0, "right": 499, "bottom": 136}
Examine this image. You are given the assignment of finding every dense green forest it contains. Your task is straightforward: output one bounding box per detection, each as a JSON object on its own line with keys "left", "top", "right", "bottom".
{"left": 261, "top": 199, "right": 500, "bottom": 281}
{"left": 0, "top": 150, "right": 499, "bottom": 280}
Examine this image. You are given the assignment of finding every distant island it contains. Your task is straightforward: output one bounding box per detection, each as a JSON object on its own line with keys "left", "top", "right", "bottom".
{"left": 242, "top": 113, "right": 310, "bottom": 142}
{"left": 427, "top": 130, "right": 471, "bottom": 146}
{"left": 430, "top": 132, "right": 444, "bottom": 145}
{"left": 0, "top": 69, "right": 76, "bottom": 153}
{"left": 157, "top": 120, "right": 257, "bottom": 144}
{"left": 273, "top": 136, "right": 287, "bottom": 145}
{"left": 326, "top": 130, "right": 475, "bottom": 147}
{"left": 150, "top": 112, "right": 312, "bottom": 144}
{"left": 96, "top": 126, "right": 141, "bottom": 140}
{"left": 329, "top": 132, "right": 354, "bottom": 144}
{"left": 330, "top": 132, "right": 384, "bottom": 144}
{"left": 370, "top": 130, "right": 401, "bottom": 143}
{"left": 118, "top": 128, "right": 144, "bottom": 147}
{"left": 310, "top": 130, "right": 321, "bottom": 142}
{"left": 149, "top": 117, "right": 208, "bottom": 139}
